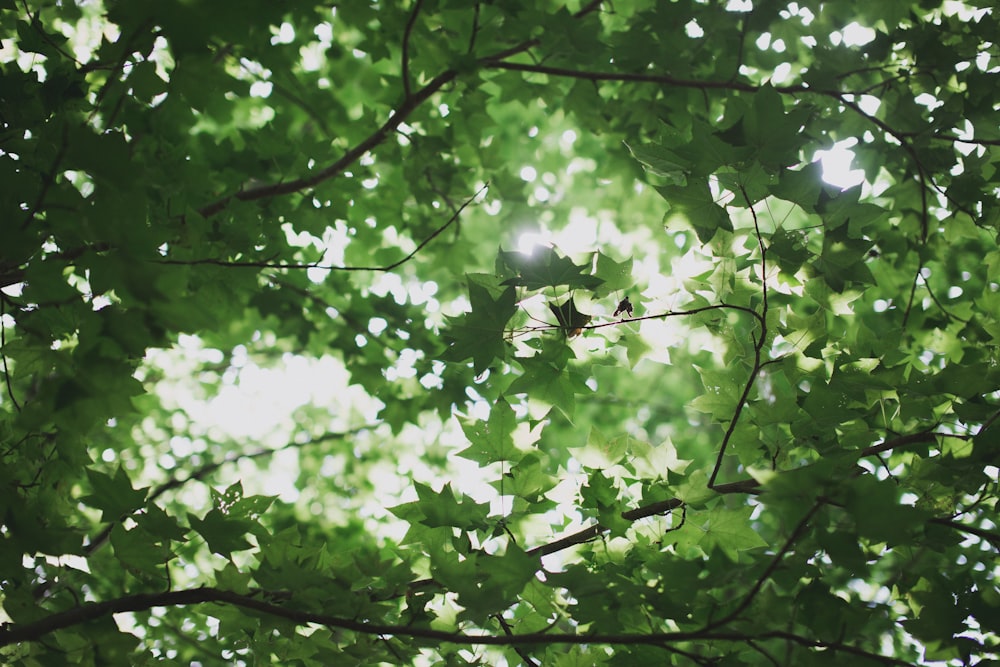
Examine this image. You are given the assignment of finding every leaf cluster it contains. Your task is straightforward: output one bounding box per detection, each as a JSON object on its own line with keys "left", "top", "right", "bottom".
{"left": 1, "top": 1, "right": 999, "bottom": 665}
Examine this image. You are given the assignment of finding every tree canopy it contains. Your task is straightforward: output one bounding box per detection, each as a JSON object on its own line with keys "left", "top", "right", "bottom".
{"left": 1, "top": 0, "right": 999, "bottom": 664}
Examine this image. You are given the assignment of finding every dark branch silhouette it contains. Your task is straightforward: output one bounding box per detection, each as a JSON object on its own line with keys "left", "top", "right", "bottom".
{"left": 164, "top": 185, "right": 487, "bottom": 272}
{"left": 709, "top": 186, "right": 768, "bottom": 489}
{"left": 401, "top": 0, "right": 425, "bottom": 100}
{"left": 0, "top": 586, "right": 916, "bottom": 665}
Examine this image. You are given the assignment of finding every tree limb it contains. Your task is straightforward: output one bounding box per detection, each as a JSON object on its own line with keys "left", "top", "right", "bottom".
{"left": 709, "top": 186, "right": 768, "bottom": 489}
{"left": 527, "top": 430, "right": 952, "bottom": 560}
{"left": 196, "top": 69, "right": 459, "bottom": 218}
{"left": 401, "top": 0, "right": 425, "bottom": 100}
{"left": 701, "top": 501, "right": 825, "bottom": 632}
{"left": 167, "top": 184, "right": 487, "bottom": 272}
{"left": 195, "top": 0, "right": 605, "bottom": 219}
{"left": 0, "top": 585, "right": 915, "bottom": 664}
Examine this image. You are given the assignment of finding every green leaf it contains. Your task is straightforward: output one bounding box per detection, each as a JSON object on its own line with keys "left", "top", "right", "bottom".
{"left": 456, "top": 397, "right": 517, "bottom": 465}
{"left": 771, "top": 160, "right": 825, "bottom": 210}
{"left": 441, "top": 282, "right": 517, "bottom": 373}
{"left": 844, "top": 476, "right": 930, "bottom": 547}
{"left": 690, "top": 365, "right": 743, "bottom": 421}
{"left": 694, "top": 505, "right": 768, "bottom": 561}
{"left": 503, "top": 451, "right": 557, "bottom": 502}
{"left": 83, "top": 467, "right": 148, "bottom": 522}
{"left": 547, "top": 296, "right": 592, "bottom": 337}
{"left": 742, "top": 84, "right": 807, "bottom": 168}
{"left": 592, "top": 252, "right": 634, "bottom": 296}
{"left": 188, "top": 509, "right": 255, "bottom": 558}
{"left": 408, "top": 482, "right": 491, "bottom": 531}
{"left": 624, "top": 140, "right": 690, "bottom": 183}
{"left": 814, "top": 231, "right": 876, "bottom": 292}
{"left": 499, "top": 246, "right": 604, "bottom": 291}
{"left": 135, "top": 503, "right": 189, "bottom": 542}
{"left": 110, "top": 524, "right": 171, "bottom": 580}
{"left": 570, "top": 427, "right": 629, "bottom": 468}
{"left": 656, "top": 180, "right": 733, "bottom": 242}
{"left": 673, "top": 468, "right": 716, "bottom": 508}
{"left": 508, "top": 346, "right": 589, "bottom": 418}
{"left": 432, "top": 544, "right": 539, "bottom": 619}
{"left": 769, "top": 227, "right": 812, "bottom": 274}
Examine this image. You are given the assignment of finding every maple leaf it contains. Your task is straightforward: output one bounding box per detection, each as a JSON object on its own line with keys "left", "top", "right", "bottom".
{"left": 441, "top": 283, "right": 517, "bottom": 373}
{"left": 499, "top": 246, "right": 604, "bottom": 291}
{"left": 548, "top": 296, "right": 592, "bottom": 337}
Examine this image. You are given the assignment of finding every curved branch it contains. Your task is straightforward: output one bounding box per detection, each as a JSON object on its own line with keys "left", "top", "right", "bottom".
{"left": 709, "top": 188, "right": 768, "bottom": 489}
{"left": 166, "top": 184, "right": 487, "bottom": 272}
{"left": 32, "top": 429, "right": 370, "bottom": 601}
{"left": 528, "top": 430, "right": 950, "bottom": 561}
{"left": 20, "top": 124, "right": 69, "bottom": 232}
{"left": 1, "top": 298, "right": 21, "bottom": 412}
{"left": 195, "top": 0, "right": 605, "bottom": 219}
{"left": 701, "top": 501, "right": 825, "bottom": 632}
{"left": 526, "top": 479, "right": 759, "bottom": 559}
{"left": 196, "top": 68, "right": 459, "bottom": 218}
{"left": 487, "top": 61, "right": 974, "bottom": 242}
{"left": 489, "top": 61, "right": 761, "bottom": 93}
{"left": 524, "top": 302, "right": 765, "bottom": 338}
{"left": 0, "top": 585, "right": 915, "bottom": 664}
{"left": 401, "top": 0, "right": 425, "bottom": 99}
{"left": 91, "top": 429, "right": 366, "bottom": 554}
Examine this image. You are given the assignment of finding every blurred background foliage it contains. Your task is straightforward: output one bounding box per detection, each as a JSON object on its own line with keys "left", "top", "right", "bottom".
{"left": 1, "top": 0, "right": 998, "bottom": 664}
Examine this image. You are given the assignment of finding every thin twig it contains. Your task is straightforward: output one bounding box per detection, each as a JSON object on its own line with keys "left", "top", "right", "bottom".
{"left": 708, "top": 185, "right": 768, "bottom": 489}
{"left": 528, "top": 431, "right": 945, "bottom": 561}
{"left": 901, "top": 267, "right": 921, "bottom": 328}
{"left": 169, "top": 184, "right": 486, "bottom": 271}
{"left": 745, "top": 638, "right": 781, "bottom": 667}
{"left": 929, "top": 518, "right": 1000, "bottom": 550}
{"left": 194, "top": 2, "right": 608, "bottom": 218}
{"left": 401, "top": 0, "right": 425, "bottom": 99}
{"left": 489, "top": 61, "right": 946, "bottom": 243}
{"left": 86, "top": 429, "right": 366, "bottom": 555}
{"left": 527, "top": 302, "right": 765, "bottom": 337}
{"left": 0, "top": 299, "right": 21, "bottom": 411}
{"left": 32, "top": 430, "right": 369, "bottom": 600}
{"left": 701, "top": 501, "right": 824, "bottom": 632}
{"left": 18, "top": 0, "right": 80, "bottom": 66}
{"left": 196, "top": 68, "right": 459, "bottom": 218}
{"left": 495, "top": 614, "right": 542, "bottom": 667}
{"left": 467, "top": 3, "right": 481, "bottom": 54}
{"left": 20, "top": 125, "right": 69, "bottom": 231}
{"left": 0, "top": 585, "right": 918, "bottom": 665}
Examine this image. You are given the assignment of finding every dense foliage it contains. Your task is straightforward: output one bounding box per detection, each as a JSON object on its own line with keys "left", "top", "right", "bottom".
{"left": 2, "top": 0, "right": 999, "bottom": 664}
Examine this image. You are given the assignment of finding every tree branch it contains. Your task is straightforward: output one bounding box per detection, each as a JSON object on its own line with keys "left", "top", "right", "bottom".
{"left": 401, "top": 0, "right": 425, "bottom": 99}
{"left": 89, "top": 429, "right": 365, "bottom": 554}
{"left": 708, "top": 186, "right": 768, "bottom": 489}
{"left": 32, "top": 429, "right": 369, "bottom": 601}
{"left": 701, "top": 501, "right": 825, "bottom": 632}
{"left": 929, "top": 517, "right": 1000, "bottom": 550}
{"left": 495, "top": 614, "right": 542, "bottom": 667}
{"left": 1, "top": 298, "right": 21, "bottom": 412}
{"left": 525, "top": 302, "right": 765, "bottom": 338}
{"left": 487, "top": 61, "right": 976, "bottom": 242}
{"left": 167, "top": 184, "right": 487, "bottom": 272}
{"left": 528, "top": 430, "right": 949, "bottom": 561}
{"left": 196, "top": 68, "right": 459, "bottom": 218}
{"left": 0, "top": 585, "right": 915, "bottom": 664}
{"left": 196, "top": 0, "right": 605, "bottom": 219}
{"left": 488, "top": 61, "right": 760, "bottom": 92}
{"left": 20, "top": 124, "right": 69, "bottom": 232}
